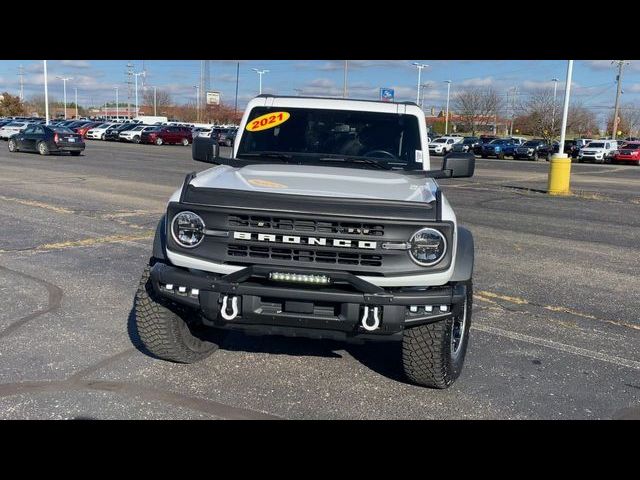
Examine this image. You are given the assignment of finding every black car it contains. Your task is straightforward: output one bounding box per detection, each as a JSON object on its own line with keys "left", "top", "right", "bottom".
{"left": 217, "top": 128, "right": 238, "bottom": 146}
{"left": 105, "top": 122, "right": 137, "bottom": 141}
{"left": 513, "top": 139, "right": 555, "bottom": 161}
{"left": 451, "top": 136, "right": 480, "bottom": 154}
{"left": 7, "top": 124, "right": 85, "bottom": 156}
{"left": 564, "top": 140, "right": 580, "bottom": 158}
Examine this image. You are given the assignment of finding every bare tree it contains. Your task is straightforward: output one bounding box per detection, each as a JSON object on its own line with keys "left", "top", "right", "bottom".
{"left": 0, "top": 92, "right": 27, "bottom": 116}
{"left": 618, "top": 103, "right": 640, "bottom": 137}
{"left": 142, "top": 89, "right": 173, "bottom": 111}
{"left": 452, "top": 87, "right": 503, "bottom": 136}
{"left": 516, "top": 90, "right": 559, "bottom": 143}
{"left": 566, "top": 103, "right": 599, "bottom": 138}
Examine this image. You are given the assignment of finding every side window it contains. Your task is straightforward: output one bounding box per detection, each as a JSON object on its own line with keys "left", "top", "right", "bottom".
{"left": 23, "top": 126, "right": 35, "bottom": 134}
{"left": 605, "top": 143, "right": 610, "bottom": 149}
{"left": 34, "top": 126, "right": 45, "bottom": 135}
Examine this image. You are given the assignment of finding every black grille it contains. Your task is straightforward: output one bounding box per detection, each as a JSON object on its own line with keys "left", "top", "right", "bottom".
{"left": 228, "top": 214, "right": 384, "bottom": 236}
{"left": 227, "top": 244, "right": 383, "bottom": 267}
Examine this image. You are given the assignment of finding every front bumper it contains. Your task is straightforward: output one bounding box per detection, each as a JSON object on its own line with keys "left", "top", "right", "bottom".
{"left": 150, "top": 262, "right": 467, "bottom": 342}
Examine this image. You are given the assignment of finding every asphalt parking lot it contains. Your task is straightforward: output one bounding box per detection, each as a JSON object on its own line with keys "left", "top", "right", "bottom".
{"left": 0, "top": 139, "right": 638, "bottom": 419}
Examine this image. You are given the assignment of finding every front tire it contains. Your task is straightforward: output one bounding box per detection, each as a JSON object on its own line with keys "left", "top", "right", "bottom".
{"left": 134, "top": 264, "right": 225, "bottom": 363}
{"left": 181, "top": 138, "right": 190, "bottom": 146}
{"left": 8, "top": 139, "right": 18, "bottom": 152}
{"left": 401, "top": 281, "right": 473, "bottom": 389}
{"left": 155, "top": 137, "right": 163, "bottom": 146}
{"left": 133, "top": 136, "right": 140, "bottom": 144}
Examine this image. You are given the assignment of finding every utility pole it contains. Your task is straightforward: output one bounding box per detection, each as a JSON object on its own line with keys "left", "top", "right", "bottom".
{"left": 153, "top": 86, "right": 157, "bottom": 116}
{"left": 412, "top": 63, "right": 429, "bottom": 105}
{"left": 133, "top": 71, "right": 145, "bottom": 118}
{"left": 194, "top": 85, "right": 200, "bottom": 121}
{"left": 56, "top": 76, "right": 72, "bottom": 119}
{"left": 509, "top": 86, "right": 518, "bottom": 136}
{"left": 115, "top": 87, "right": 119, "bottom": 120}
{"left": 444, "top": 80, "right": 452, "bottom": 135}
{"left": 126, "top": 62, "right": 134, "bottom": 119}
{"left": 611, "top": 60, "right": 629, "bottom": 139}
{"left": 252, "top": 68, "right": 269, "bottom": 94}
{"left": 17, "top": 64, "right": 24, "bottom": 101}
{"left": 420, "top": 83, "right": 429, "bottom": 111}
{"left": 343, "top": 60, "right": 348, "bottom": 98}
{"left": 43, "top": 61, "right": 49, "bottom": 124}
{"left": 74, "top": 87, "right": 78, "bottom": 119}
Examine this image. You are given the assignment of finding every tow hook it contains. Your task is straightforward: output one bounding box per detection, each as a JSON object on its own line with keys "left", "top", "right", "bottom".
{"left": 220, "top": 295, "right": 239, "bottom": 321}
{"left": 361, "top": 306, "right": 381, "bottom": 331}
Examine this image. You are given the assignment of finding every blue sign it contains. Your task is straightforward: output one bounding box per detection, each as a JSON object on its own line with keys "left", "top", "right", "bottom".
{"left": 380, "top": 88, "right": 394, "bottom": 102}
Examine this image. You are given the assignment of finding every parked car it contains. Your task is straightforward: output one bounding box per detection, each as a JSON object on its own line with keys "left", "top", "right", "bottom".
{"left": 74, "top": 121, "right": 103, "bottom": 138}
{"left": 140, "top": 126, "right": 193, "bottom": 145}
{"left": 119, "top": 125, "right": 159, "bottom": 143}
{"left": 473, "top": 135, "right": 499, "bottom": 155}
{"left": 217, "top": 128, "right": 237, "bottom": 146}
{"left": 451, "top": 136, "right": 480, "bottom": 153}
{"left": 428, "top": 136, "right": 463, "bottom": 156}
{"left": 86, "top": 123, "right": 118, "bottom": 140}
{"left": 105, "top": 123, "right": 137, "bottom": 141}
{"left": 577, "top": 140, "right": 618, "bottom": 163}
{"left": 612, "top": 141, "right": 640, "bottom": 165}
{"left": 7, "top": 124, "right": 85, "bottom": 156}
{"left": 513, "top": 139, "right": 554, "bottom": 161}
{"left": 480, "top": 138, "right": 518, "bottom": 159}
{"left": 0, "top": 121, "right": 30, "bottom": 140}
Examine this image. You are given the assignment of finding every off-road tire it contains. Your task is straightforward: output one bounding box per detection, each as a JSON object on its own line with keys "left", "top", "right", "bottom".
{"left": 134, "top": 264, "right": 224, "bottom": 363}
{"left": 401, "top": 281, "right": 473, "bottom": 389}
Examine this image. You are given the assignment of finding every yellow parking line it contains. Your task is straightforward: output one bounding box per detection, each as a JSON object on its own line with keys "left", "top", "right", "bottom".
{"left": 0, "top": 195, "right": 73, "bottom": 214}
{"left": 0, "top": 232, "right": 154, "bottom": 254}
{"left": 476, "top": 290, "right": 529, "bottom": 305}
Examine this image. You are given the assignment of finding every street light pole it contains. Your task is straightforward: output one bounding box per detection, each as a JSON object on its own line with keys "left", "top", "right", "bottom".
{"left": 74, "top": 87, "right": 78, "bottom": 119}
{"left": 133, "top": 71, "right": 145, "bottom": 118}
{"left": 56, "top": 76, "right": 72, "bottom": 119}
{"left": 252, "top": 68, "right": 269, "bottom": 94}
{"left": 154, "top": 86, "right": 157, "bottom": 116}
{"left": 551, "top": 78, "right": 559, "bottom": 136}
{"left": 343, "top": 60, "right": 348, "bottom": 98}
{"left": 412, "top": 62, "right": 429, "bottom": 105}
{"left": 548, "top": 60, "right": 574, "bottom": 196}
{"left": 444, "top": 80, "right": 452, "bottom": 135}
{"left": 43, "top": 61, "right": 49, "bottom": 125}
{"left": 194, "top": 85, "right": 200, "bottom": 121}
{"left": 115, "top": 87, "right": 119, "bottom": 120}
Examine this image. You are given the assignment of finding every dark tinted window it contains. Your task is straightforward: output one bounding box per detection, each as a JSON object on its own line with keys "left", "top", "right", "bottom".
{"left": 52, "top": 127, "right": 74, "bottom": 133}
{"left": 238, "top": 106, "right": 422, "bottom": 164}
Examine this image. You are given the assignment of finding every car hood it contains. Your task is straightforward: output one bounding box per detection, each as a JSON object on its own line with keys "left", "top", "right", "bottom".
{"left": 187, "top": 163, "right": 438, "bottom": 203}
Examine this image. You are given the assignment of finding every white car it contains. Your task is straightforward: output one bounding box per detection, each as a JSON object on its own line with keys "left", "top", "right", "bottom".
{"left": 118, "top": 125, "right": 158, "bottom": 143}
{"left": 428, "top": 136, "right": 463, "bottom": 155}
{"left": 0, "top": 122, "right": 29, "bottom": 140}
{"left": 86, "top": 123, "right": 118, "bottom": 140}
{"left": 578, "top": 140, "right": 619, "bottom": 163}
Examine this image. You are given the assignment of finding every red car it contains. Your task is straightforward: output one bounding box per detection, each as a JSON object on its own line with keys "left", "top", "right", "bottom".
{"left": 140, "top": 126, "right": 192, "bottom": 146}
{"left": 74, "top": 121, "right": 103, "bottom": 138}
{"left": 612, "top": 142, "right": 640, "bottom": 165}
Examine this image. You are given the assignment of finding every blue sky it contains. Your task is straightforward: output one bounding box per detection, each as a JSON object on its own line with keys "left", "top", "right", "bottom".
{"left": 0, "top": 60, "right": 638, "bottom": 124}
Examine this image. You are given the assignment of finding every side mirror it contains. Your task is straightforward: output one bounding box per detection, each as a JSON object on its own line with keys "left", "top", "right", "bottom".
{"left": 442, "top": 152, "right": 475, "bottom": 178}
{"left": 192, "top": 135, "right": 220, "bottom": 163}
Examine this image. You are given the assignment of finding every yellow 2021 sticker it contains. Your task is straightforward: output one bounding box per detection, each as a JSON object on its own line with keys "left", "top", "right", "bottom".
{"left": 246, "top": 111, "right": 290, "bottom": 132}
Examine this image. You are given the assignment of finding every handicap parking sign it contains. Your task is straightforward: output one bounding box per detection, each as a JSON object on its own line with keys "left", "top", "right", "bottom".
{"left": 380, "top": 88, "right": 394, "bottom": 102}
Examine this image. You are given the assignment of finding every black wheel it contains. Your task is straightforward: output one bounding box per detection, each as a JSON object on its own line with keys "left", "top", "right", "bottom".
{"left": 101, "top": 133, "right": 105, "bottom": 140}
{"left": 134, "top": 264, "right": 225, "bottom": 363}
{"left": 401, "top": 281, "right": 473, "bottom": 389}
{"left": 155, "top": 137, "right": 163, "bottom": 145}
{"left": 532, "top": 152, "right": 539, "bottom": 161}
{"left": 70, "top": 151, "right": 81, "bottom": 156}
{"left": 37, "top": 141, "right": 50, "bottom": 156}
{"left": 545, "top": 152, "right": 551, "bottom": 161}
{"left": 8, "top": 139, "right": 18, "bottom": 152}
{"left": 133, "top": 136, "right": 140, "bottom": 144}
{"left": 181, "top": 137, "right": 190, "bottom": 146}
{"left": 497, "top": 152, "right": 504, "bottom": 159}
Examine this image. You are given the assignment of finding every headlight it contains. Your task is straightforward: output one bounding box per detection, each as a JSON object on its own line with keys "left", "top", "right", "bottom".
{"left": 408, "top": 228, "right": 447, "bottom": 266}
{"left": 171, "top": 211, "right": 205, "bottom": 248}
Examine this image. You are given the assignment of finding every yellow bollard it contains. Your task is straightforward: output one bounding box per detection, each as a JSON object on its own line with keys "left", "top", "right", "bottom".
{"left": 547, "top": 153, "right": 572, "bottom": 195}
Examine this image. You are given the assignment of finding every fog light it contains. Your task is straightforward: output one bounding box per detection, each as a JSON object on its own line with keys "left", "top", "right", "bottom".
{"left": 409, "top": 306, "right": 418, "bottom": 313}
{"left": 440, "top": 305, "right": 448, "bottom": 312}
{"left": 165, "top": 284, "right": 174, "bottom": 290}
{"left": 425, "top": 305, "right": 433, "bottom": 313}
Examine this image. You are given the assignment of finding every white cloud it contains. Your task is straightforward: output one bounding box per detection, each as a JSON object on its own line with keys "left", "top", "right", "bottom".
{"left": 59, "top": 60, "right": 91, "bottom": 68}
{"left": 459, "top": 77, "right": 495, "bottom": 87}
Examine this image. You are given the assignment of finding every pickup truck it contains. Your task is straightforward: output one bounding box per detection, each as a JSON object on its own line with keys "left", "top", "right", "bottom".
{"left": 133, "top": 95, "right": 476, "bottom": 389}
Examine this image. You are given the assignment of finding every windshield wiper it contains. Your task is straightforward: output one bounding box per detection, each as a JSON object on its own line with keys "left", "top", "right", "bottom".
{"left": 235, "top": 151, "right": 395, "bottom": 170}
{"left": 236, "top": 151, "right": 296, "bottom": 161}
{"left": 316, "top": 155, "right": 392, "bottom": 170}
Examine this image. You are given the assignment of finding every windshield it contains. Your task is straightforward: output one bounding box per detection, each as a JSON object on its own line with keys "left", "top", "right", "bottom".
{"left": 237, "top": 106, "right": 422, "bottom": 166}
{"left": 623, "top": 143, "right": 640, "bottom": 150}
{"left": 463, "top": 138, "right": 477, "bottom": 144}
{"left": 52, "top": 127, "right": 74, "bottom": 133}
{"left": 7, "top": 122, "right": 25, "bottom": 127}
{"left": 490, "top": 139, "right": 509, "bottom": 145}
{"left": 433, "top": 139, "right": 447, "bottom": 143}
{"left": 523, "top": 141, "right": 542, "bottom": 147}
{"left": 587, "top": 142, "right": 604, "bottom": 148}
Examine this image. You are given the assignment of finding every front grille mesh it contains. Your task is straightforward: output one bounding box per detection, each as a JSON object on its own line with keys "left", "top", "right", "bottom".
{"left": 227, "top": 244, "right": 383, "bottom": 267}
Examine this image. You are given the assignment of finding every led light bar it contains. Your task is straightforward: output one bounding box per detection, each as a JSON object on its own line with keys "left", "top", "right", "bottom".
{"left": 269, "top": 272, "right": 331, "bottom": 285}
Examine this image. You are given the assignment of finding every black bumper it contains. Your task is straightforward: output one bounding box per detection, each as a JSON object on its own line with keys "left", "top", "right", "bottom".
{"left": 149, "top": 262, "right": 467, "bottom": 343}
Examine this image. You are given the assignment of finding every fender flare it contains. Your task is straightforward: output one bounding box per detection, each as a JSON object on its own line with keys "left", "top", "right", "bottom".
{"left": 451, "top": 226, "right": 474, "bottom": 282}
{"left": 152, "top": 214, "right": 167, "bottom": 262}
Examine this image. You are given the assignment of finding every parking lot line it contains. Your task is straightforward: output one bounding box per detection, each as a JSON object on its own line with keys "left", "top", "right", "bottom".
{"left": 0, "top": 233, "right": 153, "bottom": 254}
{"left": 473, "top": 324, "right": 640, "bottom": 371}
{"left": 0, "top": 195, "right": 74, "bottom": 214}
